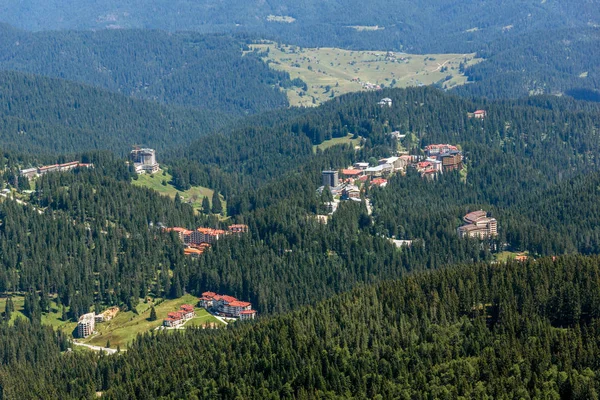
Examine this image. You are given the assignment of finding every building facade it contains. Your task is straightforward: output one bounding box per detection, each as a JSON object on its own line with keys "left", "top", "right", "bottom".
{"left": 457, "top": 210, "right": 498, "bottom": 239}
{"left": 77, "top": 313, "right": 96, "bottom": 338}
{"left": 130, "top": 148, "right": 160, "bottom": 174}
{"left": 322, "top": 170, "right": 339, "bottom": 187}
{"left": 199, "top": 292, "right": 257, "bottom": 319}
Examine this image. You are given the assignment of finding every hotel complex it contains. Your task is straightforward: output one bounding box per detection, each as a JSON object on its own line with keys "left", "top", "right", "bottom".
{"left": 199, "top": 291, "right": 257, "bottom": 320}
{"left": 457, "top": 210, "right": 498, "bottom": 239}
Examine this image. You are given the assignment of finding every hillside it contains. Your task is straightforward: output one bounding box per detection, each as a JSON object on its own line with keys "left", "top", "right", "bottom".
{"left": 454, "top": 28, "right": 600, "bottom": 99}
{"left": 0, "top": 27, "right": 292, "bottom": 115}
{"left": 4, "top": 256, "right": 600, "bottom": 398}
{"left": 0, "top": 70, "right": 232, "bottom": 154}
{"left": 0, "top": 2, "right": 598, "bottom": 53}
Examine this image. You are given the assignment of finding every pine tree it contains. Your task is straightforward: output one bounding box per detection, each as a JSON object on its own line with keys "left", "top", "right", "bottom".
{"left": 149, "top": 306, "right": 157, "bottom": 321}
{"left": 202, "top": 196, "right": 211, "bottom": 214}
{"left": 211, "top": 191, "right": 223, "bottom": 215}
{"left": 4, "top": 297, "right": 13, "bottom": 322}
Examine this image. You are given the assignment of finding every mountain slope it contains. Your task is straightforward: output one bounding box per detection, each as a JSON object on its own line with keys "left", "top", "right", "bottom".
{"left": 0, "top": 27, "right": 292, "bottom": 115}
{"left": 0, "top": 1, "right": 598, "bottom": 52}
{"left": 4, "top": 256, "right": 600, "bottom": 399}
{"left": 0, "top": 70, "right": 232, "bottom": 154}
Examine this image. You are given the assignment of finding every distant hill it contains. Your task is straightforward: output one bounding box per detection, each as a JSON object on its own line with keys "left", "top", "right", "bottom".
{"left": 0, "top": 1, "right": 598, "bottom": 52}
{"left": 0, "top": 70, "right": 233, "bottom": 154}
{"left": 0, "top": 26, "right": 292, "bottom": 115}
{"left": 454, "top": 28, "right": 600, "bottom": 99}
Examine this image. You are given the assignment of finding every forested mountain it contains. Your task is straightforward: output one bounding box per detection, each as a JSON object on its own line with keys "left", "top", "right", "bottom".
{"left": 0, "top": 71, "right": 232, "bottom": 154}
{"left": 4, "top": 256, "right": 600, "bottom": 399}
{"left": 0, "top": 1, "right": 598, "bottom": 53}
{"left": 0, "top": 26, "right": 292, "bottom": 115}
{"left": 455, "top": 28, "right": 600, "bottom": 100}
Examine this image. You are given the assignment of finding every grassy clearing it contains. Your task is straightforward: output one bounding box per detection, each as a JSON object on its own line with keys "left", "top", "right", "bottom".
{"left": 81, "top": 294, "right": 223, "bottom": 349}
{"left": 132, "top": 169, "right": 225, "bottom": 214}
{"left": 0, "top": 295, "right": 77, "bottom": 333}
{"left": 1, "top": 293, "right": 223, "bottom": 348}
{"left": 313, "top": 134, "right": 362, "bottom": 153}
{"left": 494, "top": 251, "right": 530, "bottom": 263}
{"left": 251, "top": 42, "right": 482, "bottom": 107}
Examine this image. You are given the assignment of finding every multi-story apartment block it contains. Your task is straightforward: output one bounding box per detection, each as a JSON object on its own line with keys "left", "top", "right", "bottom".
{"left": 457, "top": 210, "right": 498, "bottom": 239}
{"left": 77, "top": 313, "right": 96, "bottom": 338}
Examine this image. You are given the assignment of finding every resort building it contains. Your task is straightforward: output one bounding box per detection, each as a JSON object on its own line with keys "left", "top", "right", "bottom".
{"left": 228, "top": 224, "right": 249, "bottom": 234}
{"left": 130, "top": 148, "right": 160, "bottom": 174}
{"left": 77, "top": 313, "right": 96, "bottom": 338}
{"left": 322, "top": 170, "right": 339, "bottom": 187}
{"left": 199, "top": 292, "right": 257, "bottom": 319}
{"left": 162, "top": 304, "right": 196, "bottom": 328}
{"left": 457, "top": 210, "right": 498, "bottom": 239}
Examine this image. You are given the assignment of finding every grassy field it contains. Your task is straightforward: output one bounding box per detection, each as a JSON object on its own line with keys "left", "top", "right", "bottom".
{"left": 81, "top": 294, "right": 223, "bottom": 348}
{"left": 313, "top": 134, "right": 362, "bottom": 153}
{"left": 494, "top": 251, "right": 530, "bottom": 263}
{"left": 0, "top": 293, "right": 224, "bottom": 348}
{"left": 251, "top": 42, "right": 482, "bottom": 107}
{"left": 132, "top": 169, "right": 225, "bottom": 215}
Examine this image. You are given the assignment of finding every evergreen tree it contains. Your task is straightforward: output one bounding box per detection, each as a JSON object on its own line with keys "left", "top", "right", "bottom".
{"left": 211, "top": 191, "right": 222, "bottom": 215}
{"left": 149, "top": 306, "right": 157, "bottom": 321}
{"left": 4, "top": 297, "right": 13, "bottom": 322}
{"left": 202, "top": 196, "right": 211, "bottom": 214}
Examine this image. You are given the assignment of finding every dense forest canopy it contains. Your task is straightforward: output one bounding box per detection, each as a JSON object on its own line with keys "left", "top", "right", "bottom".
{"left": 0, "top": 1, "right": 598, "bottom": 53}
{"left": 0, "top": 26, "right": 292, "bottom": 115}
{"left": 4, "top": 256, "right": 600, "bottom": 399}
{"left": 454, "top": 28, "right": 600, "bottom": 100}
{"left": 0, "top": 71, "right": 233, "bottom": 154}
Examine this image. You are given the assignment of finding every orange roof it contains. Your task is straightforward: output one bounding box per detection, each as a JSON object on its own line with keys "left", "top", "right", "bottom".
{"left": 371, "top": 178, "right": 387, "bottom": 186}
{"left": 229, "top": 301, "right": 251, "bottom": 308}
{"left": 474, "top": 110, "right": 486, "bottom": 114}
{"left": 184, "top": 248, "right": 204, "bottom": 255}
{"left": 39, "top": 164, "right": 58, "bottom": 170}
{"left": 229, "top": 224, "right": 248, "bottom": 229}
{"left": 202, "top": 291, "right": 216, "bottom": 298}
{"left": 168, "top": 227, "right": 193, "bottom": 234}
{"left": 196, "top": 227, "right": 227, "bottom": 235}
{"left": 180, "top": 304, "right": 194, "bottom": 312}
{"left": 216, "top": 295, "right": 238, "bottom": 303}
{"left": 341, "top": 169, "right": 363, "bottom": 176}
{"left": 240, "top": 310, "right": 257, "bottom": 314}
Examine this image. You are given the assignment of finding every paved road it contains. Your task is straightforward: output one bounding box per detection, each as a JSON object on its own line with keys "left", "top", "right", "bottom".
{"left": 72, "top": 341, "right": 119, "bottom": 354}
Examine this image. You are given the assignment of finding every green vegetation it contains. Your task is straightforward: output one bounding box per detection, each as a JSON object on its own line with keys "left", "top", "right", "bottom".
{"left": 313, "top": 134, "right": 362, "bottom": 153}
{"left": 253, "top": 42, "right": 481, "bottom": 106}
{"left": 80, "top": 295, "right": 223, "bottom": 349}
{"left": 0, "top": 27, "right": 291, "bottom": 115}
{"left": 0, "top": 70, "right": 232, "bottom": 154}
{"left": 132, "top": 170, "right": 225, "bottom": 214}
{"left": 6, "top": 256, "right": 600, "bottom": 398}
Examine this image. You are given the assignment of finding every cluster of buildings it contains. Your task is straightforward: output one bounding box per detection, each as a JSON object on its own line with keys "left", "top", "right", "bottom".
{"left": 130, "top": 147, "right": 159, "bottom": 174}
{"left": 415, "top": 144, "right": 463, "bottom": 179}
{"left": 165, "top": 224, "right": 249, "bottom": 257}
{"left": 20, "top": 161, "right": 94, "bottom": 179}
{"left": 199, "top": 292, "right": 257, "bottom": 320}
{"left": 77, "top": 307, "right": 120, "bottom": 338}
{"left": 457, "top": 210, "right": 498, "bottom": 239}
{"left": 163, "top": 304, "right": 196, "bottom": 328}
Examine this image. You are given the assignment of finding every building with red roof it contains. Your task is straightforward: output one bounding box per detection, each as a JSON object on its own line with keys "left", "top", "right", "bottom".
{"left": 198, "top": 291, "right": 257, "bottom": 319}
{"left": 473, "top": 110, "right": 487, "bottom": 119}
{"left": 163, "top": 305, "right": 196, "bottom": 327}
{"left": 370, "top": 178, "right": 388, "bottom": 187}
